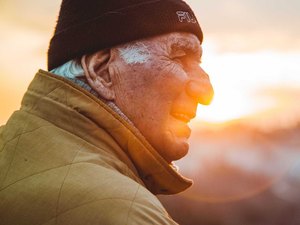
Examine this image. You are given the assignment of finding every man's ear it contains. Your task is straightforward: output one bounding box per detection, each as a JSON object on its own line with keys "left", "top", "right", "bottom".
{"left": 81, "top": 50, "right": 115, "bottom": 100}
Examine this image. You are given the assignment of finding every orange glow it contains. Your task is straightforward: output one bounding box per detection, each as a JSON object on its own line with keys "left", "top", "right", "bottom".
{"left": 194, "top": 47, "right": 300, "bottom": 129}
{"left": 1, "top": 1, "right": 300, "bottom": 224}
{"left": 195, "top": 85, "right": 300, "bottom": 130}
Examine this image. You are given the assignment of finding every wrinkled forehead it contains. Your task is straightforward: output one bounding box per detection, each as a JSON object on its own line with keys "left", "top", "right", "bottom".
{"left": 149, "top": 32, "right": 201, "bottom": 49}
{"left": 164, "top": 32, "right": 202, "bottom": 58}
{"left": 117, "top": 32, "right": 202, "bottom": 55}
{"left": 163, "top": 32, "right": 201, "bottom": 51}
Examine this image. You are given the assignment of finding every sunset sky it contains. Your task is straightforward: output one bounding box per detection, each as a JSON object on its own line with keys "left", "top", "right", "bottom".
{"left": 1, "top": 0, "right": 299, "bottom": 129}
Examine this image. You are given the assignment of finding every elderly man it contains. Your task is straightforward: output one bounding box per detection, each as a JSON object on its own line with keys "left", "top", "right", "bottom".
{"left": 0, "top": 0, "right": 213, "bottom": 224}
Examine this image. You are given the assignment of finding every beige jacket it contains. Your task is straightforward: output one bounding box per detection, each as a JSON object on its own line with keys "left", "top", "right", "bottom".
{"left": 0, "top": 70, "right": 192, "bottom": 225}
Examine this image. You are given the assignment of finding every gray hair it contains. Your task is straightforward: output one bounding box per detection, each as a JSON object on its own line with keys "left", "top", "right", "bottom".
{"left": 50, "top": 59, "right": 101, "bottom": 97}
{"left": 51, "top": 59, "right": 84, "bottom": 79}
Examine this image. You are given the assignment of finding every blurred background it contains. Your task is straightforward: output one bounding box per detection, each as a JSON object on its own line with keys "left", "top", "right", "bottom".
{"left": 0, "top": 0, "right": 299, "bottom": 224}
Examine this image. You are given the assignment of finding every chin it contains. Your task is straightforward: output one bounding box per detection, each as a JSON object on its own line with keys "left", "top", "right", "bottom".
{"left": 161, "top": 135, "right": 190, "bottom": 163}
{"left": 147, "top": 119, "right": 191, "bottom": 163}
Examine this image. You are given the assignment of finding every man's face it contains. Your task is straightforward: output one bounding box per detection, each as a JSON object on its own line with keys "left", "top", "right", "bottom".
{"left": 110, "top": 32, "right": 214, "bottom": 163}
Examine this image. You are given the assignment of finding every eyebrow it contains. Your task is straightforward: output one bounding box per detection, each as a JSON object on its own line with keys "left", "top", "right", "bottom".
{"left": 169, "top": 36, "right": 202, "bottom": 58}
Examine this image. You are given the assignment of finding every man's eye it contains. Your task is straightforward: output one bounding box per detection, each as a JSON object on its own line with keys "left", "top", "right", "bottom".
{"left": 173, "top": 57, "right": 184, "bottom": 64}
{"left": 171, "top": 49, "right": 186, "bottom": 61}
{"left": 172, "top": 53, "right": 186, "bottom": 65}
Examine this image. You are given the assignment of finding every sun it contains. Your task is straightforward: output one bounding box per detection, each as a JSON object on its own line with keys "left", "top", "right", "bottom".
{"left": 194, "top": 80, "right": 300, "bottom": 131}
{"left": 195, "top": 85, "right": 257, "bottom": 123}
{"left": 194, "top": 72, "right": 279, "bottom": 125}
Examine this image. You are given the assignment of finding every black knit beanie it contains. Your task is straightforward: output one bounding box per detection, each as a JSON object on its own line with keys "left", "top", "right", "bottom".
{"left": 47, "top": 0, "right": 203, "bottom": 71}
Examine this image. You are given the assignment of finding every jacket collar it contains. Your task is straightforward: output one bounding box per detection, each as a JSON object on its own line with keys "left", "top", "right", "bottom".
{"left": 22, "top": 70, "right": 192, "bottom": 194}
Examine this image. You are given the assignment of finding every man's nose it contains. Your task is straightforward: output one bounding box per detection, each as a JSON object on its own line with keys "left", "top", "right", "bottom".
{"left": 186, "top": 70, "right": 214, "bottom": 105}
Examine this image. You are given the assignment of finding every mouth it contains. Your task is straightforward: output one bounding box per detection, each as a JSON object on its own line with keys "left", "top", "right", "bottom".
{"left": 171, "top": 112, "right": 195, "bottom": 123}
{"left": 171, "top": 112, "right": 193, "bottom": 139}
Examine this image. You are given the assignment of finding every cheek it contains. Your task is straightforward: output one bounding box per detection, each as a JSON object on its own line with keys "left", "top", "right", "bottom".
{"left": 156, "top": 62, "right": 188, "bottom": 97}
{"left": 128, "top": 60, "right": 187, "bottom": 97}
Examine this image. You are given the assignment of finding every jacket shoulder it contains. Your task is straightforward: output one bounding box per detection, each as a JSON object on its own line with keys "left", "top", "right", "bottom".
{"left": 53, "top": 163, "right": 178, "bottom": 225}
